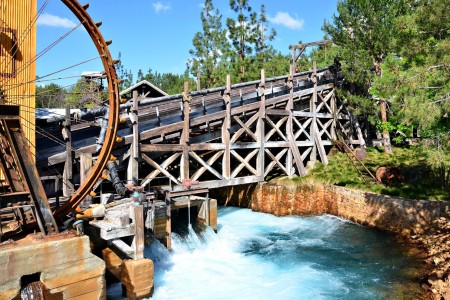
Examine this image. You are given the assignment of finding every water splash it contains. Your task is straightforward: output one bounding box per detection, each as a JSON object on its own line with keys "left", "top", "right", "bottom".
{"left": 107, "top": 207, "right": 424, "bottom": 300}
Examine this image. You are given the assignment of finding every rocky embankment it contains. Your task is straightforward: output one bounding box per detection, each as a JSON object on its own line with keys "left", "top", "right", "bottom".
{"left": 213, "top": 179, "right": 450, "bottom": 299}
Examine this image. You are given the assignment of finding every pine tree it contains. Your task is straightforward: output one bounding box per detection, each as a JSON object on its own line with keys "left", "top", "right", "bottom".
{"left": 226, "top": 0, "right": 259, "bottom": 82}
{"left": 323, "top": 0, "right": 407, "bottom": 153}
{"left": 189, "top": 0, "right": 229, "bottom": 89}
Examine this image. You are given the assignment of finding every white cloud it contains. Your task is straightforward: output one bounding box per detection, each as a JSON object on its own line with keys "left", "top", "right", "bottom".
{"left": 269, "top": 12, "right": 304, "bottom": 30}
{"left": 152, "top": 2, "right": 171, "bottom": 13}
{"left": 37, "top": 13, "right": 77, "bottom": 28}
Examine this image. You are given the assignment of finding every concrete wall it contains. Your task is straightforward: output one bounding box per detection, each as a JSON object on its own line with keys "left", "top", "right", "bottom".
{"left": 214, "top": 179, "right": 450, "bottom": 237}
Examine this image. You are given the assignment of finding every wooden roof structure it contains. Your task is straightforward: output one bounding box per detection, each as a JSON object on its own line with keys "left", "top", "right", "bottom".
{"left": 120, "top": 80, "right": 168, "bottom": 100}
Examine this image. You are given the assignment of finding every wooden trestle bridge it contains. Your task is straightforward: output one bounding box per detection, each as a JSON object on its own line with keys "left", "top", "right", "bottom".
{"left": 36, "top": 63, "right": 359, "bottom": 201}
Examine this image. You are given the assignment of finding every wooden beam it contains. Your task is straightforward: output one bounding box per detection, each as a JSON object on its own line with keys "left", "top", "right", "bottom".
{"left": 132, "top": 205, "right": 144, "bottom": 260}
{"left": 222, "top": 75, "right": 231, "bottom": 179}
{"left": 257, "top": 69, "right": 266, "bottom": 180}
{"left": 191, "top": 151, "right": 223, "bottom": 181}
{"left": 189, "top": 151, "right": 224, "bottom": 180}
{"left": 230, "top": 149, "right": 258, "bottom": 178}
{"left": 127, "top": 91, "right": 139, "bottom": 186}
{"left": 141, "top": 153, "right": 181, "bottom": 186}
{"left": 181, "top": 82, "right": 191, "bottom": 180}
{"left": 79, "top": 153, "right": 93, "bottom": 209}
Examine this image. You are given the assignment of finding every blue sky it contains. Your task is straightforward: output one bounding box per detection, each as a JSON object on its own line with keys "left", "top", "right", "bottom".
{"left": 36, "top": 0, "right": 338, "bottom": 84}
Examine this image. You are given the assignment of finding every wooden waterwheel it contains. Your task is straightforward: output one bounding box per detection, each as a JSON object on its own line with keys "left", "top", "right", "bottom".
{"left": 0, "top": 0, "right": 120, "bottom": 239}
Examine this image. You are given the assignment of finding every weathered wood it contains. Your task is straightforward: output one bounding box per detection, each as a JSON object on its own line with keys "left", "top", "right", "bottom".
{"left": 79, "top": 153, "right": 93, "bottom": 208}
{"left": 181, "top": 82, "right": 191, "bottom": 180}
{"left": 132, "top": 205, "right": 144, "bottom": 260}
{"left": 264, "top": 149, "right": 289, "bottom": 176}
{"left": 222, "top": 75, "right": 231, "bottom": 179}
{"left": 127, "top": 91, "right": 139, "bottom": 186}
{"left": 63, "top": 105, "right": 73, "bottom": 197}
{"left": 191, "top": 151, "right": 223, "bottom": 181}
{"left": 189, "top": 151, "right": 223, "bottom": 180}
{"left": 141, "top": 153, "right": 181, "bottom": 186}
{"left": 230, "top": 149, "right": 258, "bottom": 178}
{"left": 230, "top": 113, "right": 259, "bottom": 143}
{"left": 257, "top": 69, "right": 266, "bottom": 180}
{"left": 310, "top": 62, "right": 318, "bottom": 162}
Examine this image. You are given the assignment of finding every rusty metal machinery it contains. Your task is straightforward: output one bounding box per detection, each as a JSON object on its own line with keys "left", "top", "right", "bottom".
{"left": 0, "top": 0, "right": 120, "bottom": 237}
{"left": 53, "top": 1, "right": 120, "bottom": 218}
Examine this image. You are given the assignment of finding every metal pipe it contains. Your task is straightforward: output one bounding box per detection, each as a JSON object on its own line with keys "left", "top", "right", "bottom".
{"left": 107, "top": 161, "right": 132, "bottom": 197}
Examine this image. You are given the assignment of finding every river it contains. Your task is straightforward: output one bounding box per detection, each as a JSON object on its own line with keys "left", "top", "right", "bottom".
{"left": 107, "top": 206, "right": 424, "bottom": 299}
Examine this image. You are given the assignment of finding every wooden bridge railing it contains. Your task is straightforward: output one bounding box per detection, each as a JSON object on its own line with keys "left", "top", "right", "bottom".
{"left": 36, "top": 64, "right": 359, "bottom": 195}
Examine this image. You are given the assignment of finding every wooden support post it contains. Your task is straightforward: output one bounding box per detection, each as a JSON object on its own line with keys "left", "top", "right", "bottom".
{"left": 257, "top": 69, "right": 266, "bottom": 181}
{"left": 181, "top": 82, "right": 190, "bottom": 181}
{"left": 80, "top": 153, "right": 93, "bottom": 209}
{"left": 311, "top": 62, "right": 328, "bottom": 165}
{"left": 63, "top": 105, "right": 74, "bottom": 197}
{"left": 310, "top": 62, "right": 318, "bottom": 162}
{"left": 286, "top": 65, "right": 306, "bottom": 176}
{"left": 127, "top": 91, "right": 139, "bottom": 186}
{"left": 222, "top": 75, "right": 231, "bottom": 179}
{"left": 132, "top": 205, "right": 144, "bottom": 260}
{"left": 331, "top": 88, "right": 337, "bottom": 141}
{"left": 165, "top": 192, "right": 172, "bottom": 250}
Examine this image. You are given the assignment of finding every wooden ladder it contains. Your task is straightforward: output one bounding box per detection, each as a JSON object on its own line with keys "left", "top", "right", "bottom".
{"left": 335, "top": 130, "right": 379, "bottom": 184}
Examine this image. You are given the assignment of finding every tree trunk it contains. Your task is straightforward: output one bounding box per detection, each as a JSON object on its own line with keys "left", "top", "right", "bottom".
{"left": 380, "top": 99, "right": 393, "bottom": 154}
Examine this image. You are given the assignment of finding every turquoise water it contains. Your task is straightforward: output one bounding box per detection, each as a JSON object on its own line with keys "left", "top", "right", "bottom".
{"left": 108, "top": 207, "right": 423, "bottom": 299}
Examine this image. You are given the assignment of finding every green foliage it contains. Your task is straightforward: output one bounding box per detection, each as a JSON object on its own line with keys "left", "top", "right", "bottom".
{"left": 296, "top": 147, "right": 449, "bottom": 200}
{"left": 134, "top": 68, "right": 196, "bottom": 95}
{"left": 226, "top": 0, "right": 260, "bottom": 82}
{"left": 66, "top": 78, "right": 106, "bottom": 108}
{"left": 188, "top": 0, "right": 229, "bottom": 89}
{"left": 116, "top": 52, "right": 133, "bottom": 90}
{"left": 35, "top": 83, "right": 66, "bottom": 108}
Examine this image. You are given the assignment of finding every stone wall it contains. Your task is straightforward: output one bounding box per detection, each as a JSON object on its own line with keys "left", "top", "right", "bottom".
{"left": 215, "top": 179, "right": 450, "bottom": 237}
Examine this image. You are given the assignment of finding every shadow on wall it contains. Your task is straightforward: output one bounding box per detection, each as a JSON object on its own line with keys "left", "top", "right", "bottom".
{"left": 209, "top": 183, "right": 258, "bottom": 208}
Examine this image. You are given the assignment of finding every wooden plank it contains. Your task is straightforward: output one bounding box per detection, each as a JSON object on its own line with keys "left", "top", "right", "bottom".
{"left": 308, "top": 65, "right": 317, "bottom": 163}
{"left": 264, "top": 149, "right": 289, "bottom": 176}
{"left": 266, "top": 109, "right": 289, "bottom": 116}
{"left": 264, "top": 116, "right": 288, "bottom": 141}
{"left": 141, "top": 153, "right": 181, "bottom": 186}
{"left": 230, "top": 149, "right": 258, "bottom": 178}
{"left": 189, "top": 151, "right": 223, "bottom": 180}
{"left": 170, "top": 176, "right": 261, "bottom": 191}
{"left": 257, "top": 69, "right": 266, "bottom": 180}
{"left": 191, "top": 151, "right": 223, "bottom": 181}
{"left": 111, "top": 239, "right": 134, "bottom": 257}
{"left": 181, "top": 82, "right": 190, "bottom": 180}
{"left": 222, "top": 75, "right": 231, "bottom": 179}
{"left": 132, "top": 205, "right": 144, "bottom": 260}
{"left": 140, "top": 152, "right": 181, "bottom": 187}
{"left": 141, "top": 143, "right": 225, "bottom": 152}
{"left": 79, "top": 153, "right": 93, "bottom": 208}
{"left": 293, "top": 117, "right": 312, "bottom": 140}
{"left": 230, "top": 113, "right": 259, "bottom": 143}
{"left": 232, "top": 116, "right": 258, "bottom": 141}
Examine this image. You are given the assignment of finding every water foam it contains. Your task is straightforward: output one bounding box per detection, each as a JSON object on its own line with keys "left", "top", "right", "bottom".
{"left": 107, "top": 207, "right": 422, "bottom": 300}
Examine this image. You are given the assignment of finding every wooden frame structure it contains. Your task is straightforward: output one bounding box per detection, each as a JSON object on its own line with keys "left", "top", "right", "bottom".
{"left": 36, "top": 63, "right": 360, "bottom": 197}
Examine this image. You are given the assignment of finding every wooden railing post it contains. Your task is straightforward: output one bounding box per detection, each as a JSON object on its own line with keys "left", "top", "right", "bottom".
{"left": 310, "top": 61, "right": 318, "bottom": 162}
{"left": 181, "top": 82, "right": 191, "bottom": 181}
{"left": 127, "top": 91, "right": 139, "bottom": 186}
{"left": 257, "top": 69, "right": 266, "bottom": 180}
{"left": 62, "top": 104, "right": 74, "bottom": 197}
{"left": 287, "top": 65, "right": 307, "bottom": 176}
{"left": 132, "top": 205, "right": 144, "bottom": 260}
{"left": 222, "top": 75, "right": 231, "bottom": 179}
